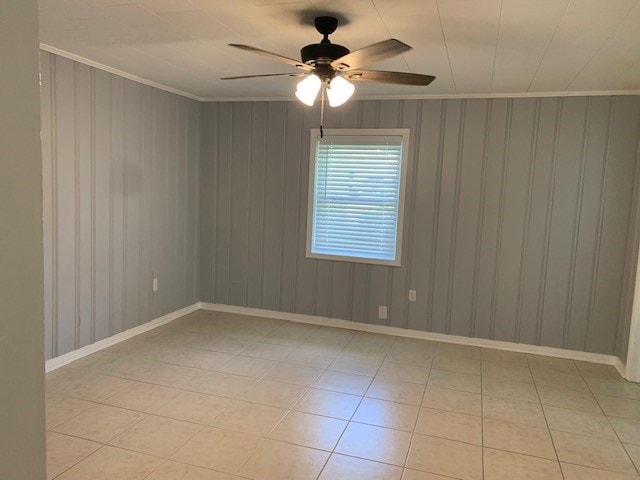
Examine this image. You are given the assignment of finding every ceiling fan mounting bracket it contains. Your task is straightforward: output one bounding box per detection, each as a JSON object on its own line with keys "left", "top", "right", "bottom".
{"left": 314, "top": 16, "right": 339, "bottom": 39}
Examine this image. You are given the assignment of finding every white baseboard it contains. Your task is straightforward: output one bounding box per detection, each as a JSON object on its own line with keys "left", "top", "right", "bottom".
{"left": 45, "top": 303, "right": 200, "bottom": 372}
{"left": 46, "top": 300, "right": 627, "bottom": 376}
{"left": 614, "top": 357, "right": 628, "bottom": 379}
{"left": 199, "top": 302, "right": 623, "bottom": 369}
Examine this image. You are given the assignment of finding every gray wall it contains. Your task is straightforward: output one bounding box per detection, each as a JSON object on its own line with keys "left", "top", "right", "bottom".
{"left": 200, "top": 97, "right": 640, "bottom": 356}
{"left": 0, "top": 0, "right": 46, "bottom": 477}
{"left": 40, "top": 51, "right": 201, "bottom": 360}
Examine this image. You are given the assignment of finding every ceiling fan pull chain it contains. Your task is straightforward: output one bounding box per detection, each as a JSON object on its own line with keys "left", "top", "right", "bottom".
{"left": 320, "top": 85, "right": 325, "bottom": 138}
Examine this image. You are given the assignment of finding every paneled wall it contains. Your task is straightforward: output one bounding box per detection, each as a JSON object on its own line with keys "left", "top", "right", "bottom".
{"left": 200, "top": 97, "right": 640, "bottom": 356}
{"left": 40, "top": 51, "right": 200, "bottom": 360}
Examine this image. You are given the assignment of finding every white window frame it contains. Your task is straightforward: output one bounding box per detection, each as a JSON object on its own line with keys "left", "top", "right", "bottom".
{"left": 305, "top": 128, "right": 410, "bottom": 267}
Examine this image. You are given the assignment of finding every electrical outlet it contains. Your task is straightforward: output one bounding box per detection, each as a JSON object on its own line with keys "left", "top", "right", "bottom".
{"left": 408, "top": 290, "right": 417, "bottom": 302}
{"left": 378, "top": 305, "right": 388, "bottom": 320}
{"left": 152, "top": 277, "right": 158, "bottom": 292}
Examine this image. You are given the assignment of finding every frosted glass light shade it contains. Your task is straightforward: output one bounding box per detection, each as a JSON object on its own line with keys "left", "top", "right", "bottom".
{"left": 295, "top": 74, "right": 321, "bottom": 106}
{"left": 327, "top": 76, "right": 355, "bottom": 107}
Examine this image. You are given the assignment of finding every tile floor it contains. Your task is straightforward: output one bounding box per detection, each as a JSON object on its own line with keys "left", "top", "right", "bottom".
{"left": 45, "top": 310, "right": 640, "bottom": 479}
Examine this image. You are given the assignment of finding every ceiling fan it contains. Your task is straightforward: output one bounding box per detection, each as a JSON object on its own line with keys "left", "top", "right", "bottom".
{"left": 221, "top": 16, "right": 436, "bottom": 108}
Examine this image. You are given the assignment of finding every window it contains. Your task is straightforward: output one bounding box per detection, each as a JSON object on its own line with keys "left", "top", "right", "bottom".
{"left": 306, "top": 129, "right": 409, "bottom": 267}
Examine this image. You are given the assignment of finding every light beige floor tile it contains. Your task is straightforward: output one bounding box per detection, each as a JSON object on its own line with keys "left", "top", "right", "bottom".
{"left": 319, "top": 454, "right": 402, "bottom": 480}
{"left": 432, "top": 355, "right": 481, "bottom": 375}
{"left": 100, "top": 382, "right": 181, "bottom": 413}
{"left": 179, "top": 335, "right": 250, "bottom": 355}
{"left": 482, "top": 362, "right": 533, "bottom": 383}
{"left": 624, "top": 443, "right": 640, "bottom": 472}
{"left": 140, "top": 363, "right": 213, "bottom": 391}
{"left": 481, "top": 349, "right": 529, "bottom": 367}
{"left": 241, "top": 342, "right": 295, "bottom": 361}
{"left": 238, "top": 439, "right": 329, "bottom": 480}
{"left": 47, "top": 432, "right": 101, "bottom": 480}
{"left": 294, "top": 388, "right": 362, "bottom": 420}
{"left": 537, "top": 385, "right": 602, "bottom": 414}
{"left": 109, "top": 415, "right": 202, "bottom": 457}
{"left": 366, "top": 378, "right": 426, "bottom": 406}
{"left": 532, "top": 370, "right": 589, "bottom": 392}
{"left": 137, "top": 345, "right": 234, "bottom": 371}
{"left": 406, "top": 434, "right": 482, "bottom": 480}
{"left": 315, "top": 370, "right": 373, "bottom": 396}
{"left": 544, "top": 405, "right": 617, "bottom": 439}
{"left": 483, "top": 395, "right": 547, "bottom": 427}
{"left": 46, "top": 367, "right": 91, "bottom": 393}
{"left": 46, "top": 396, "right": 95, "bottom": 430}
{"left": 304, "top": 326, "right": 356, "bottom": 350}
{"left": 483, "top": 418, "right": 556, "bottom": 459}
{"left": 59, "top": 373, "right": 137, "bottom": 402}
{"left": 384, "top": 339, "right": 435, "bottom": 367}
{"left": 428, "top": 369, "right": 481, "bottom": 394}
{"left": 145, "top": 460, "right": 240, "bottom": 479}
{"left": 483, "top": 448, "right": 562, "bottom": 480}
{"left": 262, "top": 323, "right": 318, "bottom": 347}
{"left": 353, "top": 397, "right": 420, "bottom": 431}
{"left": 156, "top": 392, "right": 236, "bottom": 424}
{"left": 330, "top": 353, "right": 383, "bottom": 376}
{"left": 482, "top": 377, "right": 539, "bottom": 403}
{"left": 561, "top": 463, "right": 640, "bottom": 480}
{"left": 262, "top": 363, "right": 324, "bottom": 386}
{"left": 402, "top": 470, "right": 456, "bottom": 480}
{"left": 610, "top": 417, "right": 640, "bottom": 445}
{"left": 335, "top": 422, "right": 412, "bottom": 465}
{"left": 415, "top": 407, "right": 482, "bottom": 445}
{"left": 597, "top": 395, "right": 640, "bottom": 421}
{"left": 55, "top": 446, "right": 161, "bottom": 480}
{"left": 527, "top": 355, "right": 579, "bottom": 374}
{"left": 172, "top": 427, "right": 262, "bottom": 473}
{"left": 210, "top": 401, "right": 287, "bottom": 436}
{"left": 551, "top": 430, "right": 636, "bottom": 475}
{"left": 436, "top": 343, "right": 481, "bottom": 360}
{"left": 284, "top": 347, "right": 337, "bottom": 369}
{"left": 192, "top": 371, "right": 256, "bottom": 398}
{"left": 244, "top": 379, "right": 308, "bottom": 409}
{"left": 269, "top": 411, "right": 346, "bottom": 450}
{"left": 216, "top": 356, "right": 277, "bottom": 378}
{"left": 421, "top": 386, "right": 482, "bottom": 416}
{"left": 68, "top": 351, "right": 123, "bottom": 372}
{"left": 343, "top": 332, "right": 396, "bottom": 357}
{"left": 53, "top": 404, "right": 146, "bottom": 443}
{"left": 98, "top": 356, "right": 162, "bottom": 381}
{"left": 376, "top": 361, "right": 429, "bottom": 384}
{"left": 574, "top": 361, "right": 623, "bottom": 380}
{"left": 585, "top": 377, "right": 640, "bottom": 400}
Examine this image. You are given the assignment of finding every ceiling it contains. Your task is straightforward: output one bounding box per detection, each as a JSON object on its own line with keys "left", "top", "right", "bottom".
{"left": 39, "top": 0, "right": 640, "bottom": 101}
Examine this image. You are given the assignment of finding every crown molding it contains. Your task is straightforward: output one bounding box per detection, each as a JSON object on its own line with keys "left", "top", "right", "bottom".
{"left": 39, "top": 43, "right": 205, "bottom": 102}
{"left": 201, "top": 90, "right": 640, "bottom": 102}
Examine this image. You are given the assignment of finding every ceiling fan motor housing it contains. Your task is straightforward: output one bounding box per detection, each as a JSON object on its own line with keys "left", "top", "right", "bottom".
{"left": 301, "top": 43, "right": 350, "bottom": 65}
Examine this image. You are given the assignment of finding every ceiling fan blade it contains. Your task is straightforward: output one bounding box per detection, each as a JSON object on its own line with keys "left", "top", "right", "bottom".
{"left": 331, "top": 39, "right": 411, "bottom": 70}
{"left": 344, "top": 69, "right": 435, "bottom": 86}
{"left": 221, "top": 73, "right": 305, "bottom": 80}
{"left": 228, "top": 44, "right": 313, "bottom": 71}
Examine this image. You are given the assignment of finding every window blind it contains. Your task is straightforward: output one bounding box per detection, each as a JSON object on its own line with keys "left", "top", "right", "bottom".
{"left": 309, "top": 134, "right": 405, "bottom": 264}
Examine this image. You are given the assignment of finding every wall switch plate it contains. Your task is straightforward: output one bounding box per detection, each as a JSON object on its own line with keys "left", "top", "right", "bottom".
{"left": 408, "top": 290, "right": 416, "bottom": 302}
{"left": 378, "top": 305, "right": 388, "bottom": 319}
{"left": 152, "top": 277, "right": 158, "bottom": 292}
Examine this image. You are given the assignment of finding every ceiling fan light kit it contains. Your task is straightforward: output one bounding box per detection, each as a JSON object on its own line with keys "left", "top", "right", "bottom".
{"left": 295, "top": 74, "right": 322, "bottom": 106}
{"left": 223, "top": 15, "right": 435, "bottom": 131}
{"left": 326, "top": 76, "right": 355, "bottom": 107}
